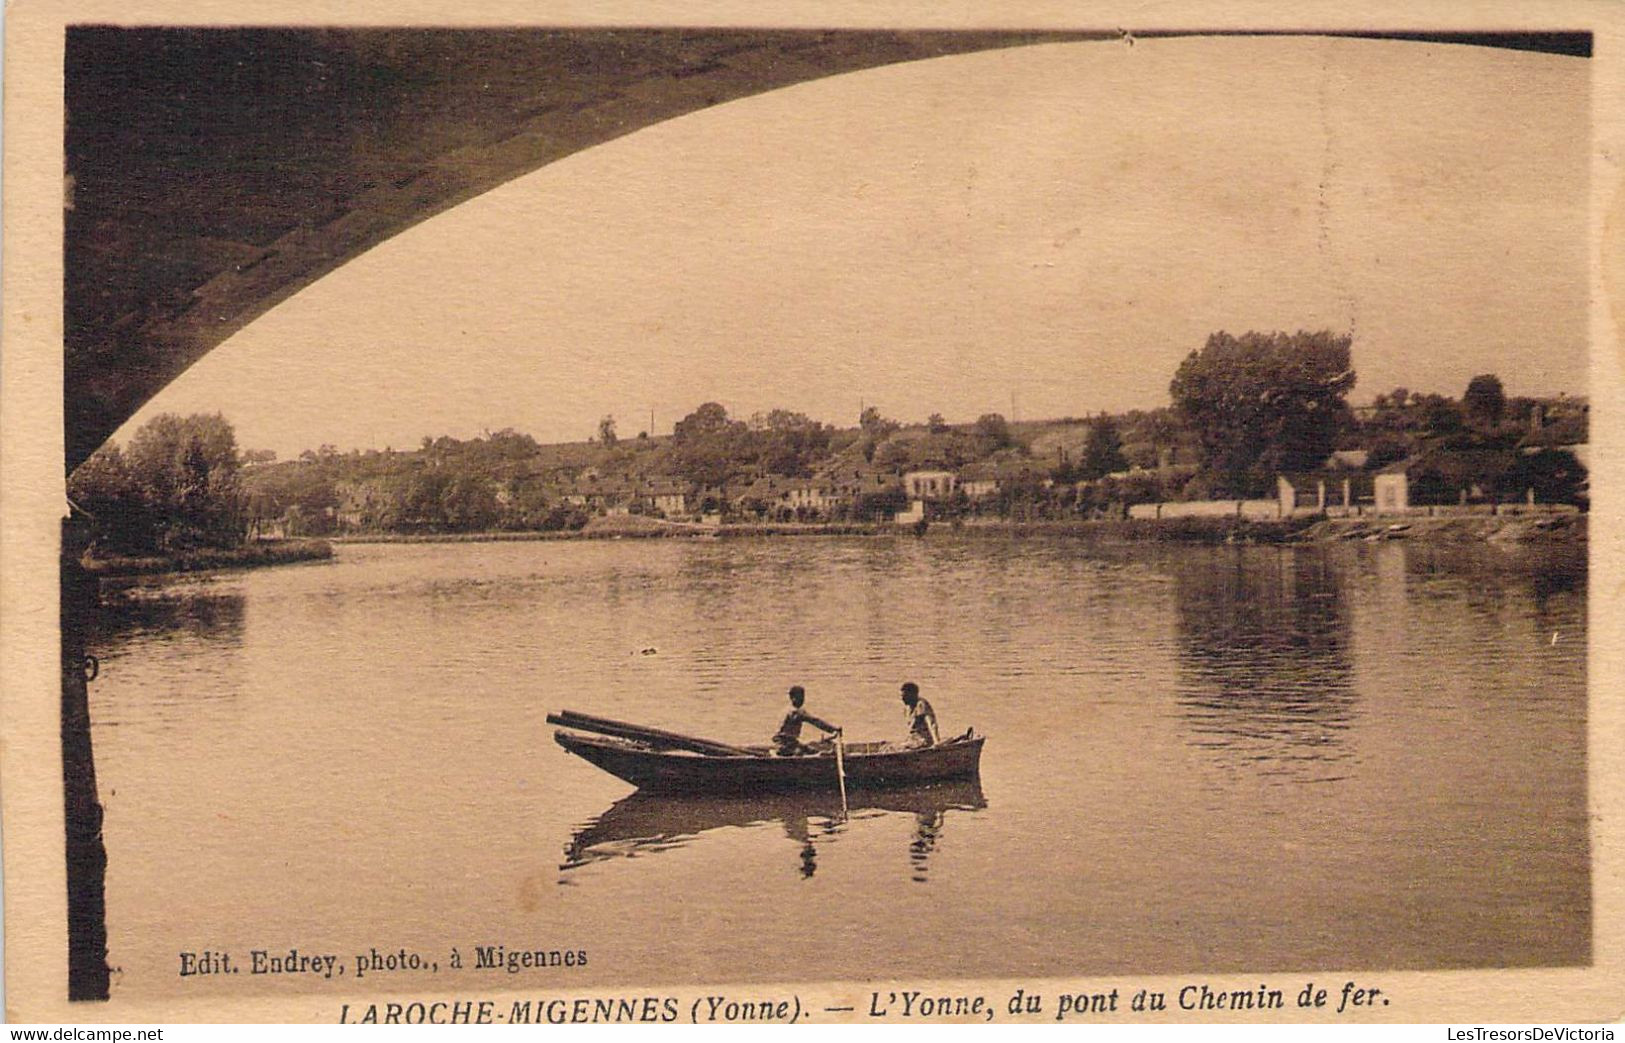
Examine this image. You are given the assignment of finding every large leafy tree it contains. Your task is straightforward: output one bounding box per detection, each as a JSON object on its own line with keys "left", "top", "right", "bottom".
{"left": 1463, "top": 374, "right": 1507, "bottom": 429}
{"left": 857, "top": 406, "right": 900, "bottom": 462}
{"left": 674, "top": 401, "right": 733, "bottom": 443}
{"left": 973, "top": 413, "right": 1014, "bottom": 452}
{"left": 70, "top": 412, "right": 247, "bottom": 552}
{"left": 671, "top": 402, "right": 749, "bottom": 486}
{"left": 1077, "top": 416, "right": 1128, "bottom": 480}
{"left": 1169, "top": 330, "right": 1356, "bottom": 495}
{"left": 753, "top": 409, "right": 832, "bottom": 477}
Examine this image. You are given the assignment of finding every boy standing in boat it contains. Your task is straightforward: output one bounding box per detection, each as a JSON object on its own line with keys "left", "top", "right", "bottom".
{"left": 773, "top": 685, "right": 841, "bottom": 756}
{"left": 900, "top": 682, "right": 939, "bottom": 748}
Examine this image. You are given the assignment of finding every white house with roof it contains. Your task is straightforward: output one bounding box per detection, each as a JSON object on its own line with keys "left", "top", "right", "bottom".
{"left": 643, "top": 479, "right": 689, "bottom": 518}
{"left": 785, "top": 478, "right": 842, "bottom": 513}
{"left": 903, "top": 470, "right": 957, "bottom": 500}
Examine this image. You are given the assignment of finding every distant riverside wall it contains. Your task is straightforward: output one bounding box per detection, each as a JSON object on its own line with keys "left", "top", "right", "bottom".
{"left": 1128, "top": 499, "right": 1281, "bottom": 520}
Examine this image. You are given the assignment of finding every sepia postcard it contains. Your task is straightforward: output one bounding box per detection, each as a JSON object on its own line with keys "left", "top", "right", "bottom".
{"left": 3, "top": 0, "right": 1623, "bottom": 1026}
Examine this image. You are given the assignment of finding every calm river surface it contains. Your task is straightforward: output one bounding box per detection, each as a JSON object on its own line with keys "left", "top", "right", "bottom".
{"left": 87, "top": 535, "right": 1588, "bottom": 998}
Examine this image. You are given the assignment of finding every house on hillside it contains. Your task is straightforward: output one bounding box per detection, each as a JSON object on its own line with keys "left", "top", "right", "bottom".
{"left": 249, "top": 515, "right": 289, "bottom": 540}
{"left": 334, "top": 479, "right": 389, "bottom": 530}
{"left": 726, "top": 474, "right": 846, "bottom": 521}
{"left": 561, "top": 476, "right": 634, "bottom": 515}
{"left": 958, "top": 462, "right": 999, "bottom": 499}
{"left": 785, "top": 478, "right": 842, "bottom": 515}
{"left": 733, "top": 475, "right": 786, "bottom": 519}
{"left": 903, "top": 470, "right": 957, "bottom": 500}
{"left": 953, "top": 458, "right": 1057, "bottom": 507}
{"left": 643, "top": 479, "right": 690, "bottom": 518}
{"left": 832, "top": 468, "right": 906, "bottom": 521}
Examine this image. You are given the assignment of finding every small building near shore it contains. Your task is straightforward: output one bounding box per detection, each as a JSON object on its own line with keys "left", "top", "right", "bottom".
{"left": 1294, "top": 448, "right": 1568, "bottom": 515}
{"left": 1276, "top": 470, "right": 1376, "bottom": 516}
{"left": 1373, "top": 458, "right": 1415, "bottom": 513}
{"left": 894, "top": 500, "right": 926, "bottom": 525}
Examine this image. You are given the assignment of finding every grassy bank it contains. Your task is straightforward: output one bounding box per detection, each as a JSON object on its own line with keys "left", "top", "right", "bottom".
{"left": 82, "top": 538, "right": 334, "bottom": 577}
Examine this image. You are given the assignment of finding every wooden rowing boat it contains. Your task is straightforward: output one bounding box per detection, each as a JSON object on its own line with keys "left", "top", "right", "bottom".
{"left": 553, "top": 729, "right": 985, "bottom": 793}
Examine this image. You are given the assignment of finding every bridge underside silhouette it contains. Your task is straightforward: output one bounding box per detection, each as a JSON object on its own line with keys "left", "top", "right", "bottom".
{"left": 66, "top": 28, "right": 1585, "bottom": 470}
{"left": 64, "top": 27, "right": 1115, "bottom": 472}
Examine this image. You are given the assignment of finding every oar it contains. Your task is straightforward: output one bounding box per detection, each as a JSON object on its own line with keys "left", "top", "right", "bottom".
{"left": 834, "top": 733, "right": 849, "bottom": 820}
{"left": 552, "top": 709, "right": 748, "bottom": 754}
{"left": 547, "top": 711, "right": 751, "bottom": 757}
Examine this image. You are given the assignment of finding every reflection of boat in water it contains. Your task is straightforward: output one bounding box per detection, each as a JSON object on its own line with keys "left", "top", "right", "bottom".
{"left": 554, "top": 731, "right": 985, "bottom": 793}
{"left": 562, "top": 779, "right": 987, "bottom": 881}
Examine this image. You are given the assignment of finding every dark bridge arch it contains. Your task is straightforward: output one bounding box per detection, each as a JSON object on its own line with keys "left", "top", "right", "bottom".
{"left": 65, "top": 26, "right": 1115, "bottom": 471}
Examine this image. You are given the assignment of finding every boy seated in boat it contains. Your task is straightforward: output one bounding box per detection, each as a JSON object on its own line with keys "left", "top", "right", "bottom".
{"left": 773, "top": 685, "right": 841, "bottom": 756}
{"left": 900, "top": 682, "right": 940, "bottom": 748}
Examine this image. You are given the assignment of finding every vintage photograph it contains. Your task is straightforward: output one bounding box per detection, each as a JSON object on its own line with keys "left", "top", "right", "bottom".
{"left": 5, "top": 11, "right": 1615, "bottom": 1024}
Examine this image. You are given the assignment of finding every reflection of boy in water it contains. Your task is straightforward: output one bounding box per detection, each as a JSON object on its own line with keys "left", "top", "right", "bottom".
{"left": 900, "top": 682, "right": 939, "bottom": 748}
{"left": 773, "top": 685, "right": 840, "bottom": 756}
{"left": 909, "top": 810, "right": 945, "bottom": 884}
{"left": 782, "top": 816, "right": 818, "bottom": 879}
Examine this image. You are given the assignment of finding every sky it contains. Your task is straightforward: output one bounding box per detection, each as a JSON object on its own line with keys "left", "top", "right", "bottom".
{"left": 116, "top": 35, "right": 1590, "bottom": 459}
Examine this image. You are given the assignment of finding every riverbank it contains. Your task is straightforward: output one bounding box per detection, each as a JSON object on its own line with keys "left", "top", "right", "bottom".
{"left": 717, "top": 513, "right": 1585, "bottom": 545}
{"left": 1291, "top": 511, "right": 1586, "bottom": 545}
{"left": 327, "top": 510, "right": 1588, "bottom": 547}
{"left": 330, "top": 514, "right": 725, "bottom": 543}
{"left": 81, "top": 538, "right": 334, "bottom": 577}
{"left": 329, "top": 516, "right": 1310, "bottom": 545}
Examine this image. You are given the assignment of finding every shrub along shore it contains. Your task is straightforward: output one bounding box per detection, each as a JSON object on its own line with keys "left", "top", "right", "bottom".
{"left": 81, "top": 538, "right": 334, "bottom": 578}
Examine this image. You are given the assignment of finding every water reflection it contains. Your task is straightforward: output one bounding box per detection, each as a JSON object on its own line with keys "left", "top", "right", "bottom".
{"left": 908, "top": 805, "right": 946, "bottom": 884}
{"left": 84, "top": 538, "right": 1588, "bottom": 986}
{"left": 562, "top": 780, "right": 986, "bottom": 882}
{"left": 1172, "top": 548, "right": 1356, "bottom": 782}
{"left": 90, "top": 583, "right": 247, "bottom": 647}
{"left": 1395, "top": 541, "right": 1587, "bottom": 646}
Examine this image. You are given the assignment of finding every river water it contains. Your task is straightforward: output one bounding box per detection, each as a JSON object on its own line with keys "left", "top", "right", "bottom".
{"left": 86, "top": 535, "right": 1588, "bottom": 999}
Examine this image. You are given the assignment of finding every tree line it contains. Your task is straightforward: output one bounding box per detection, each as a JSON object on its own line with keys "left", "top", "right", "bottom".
{"left": 67, "top": 329, "right": 1588, "bottom": 546}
